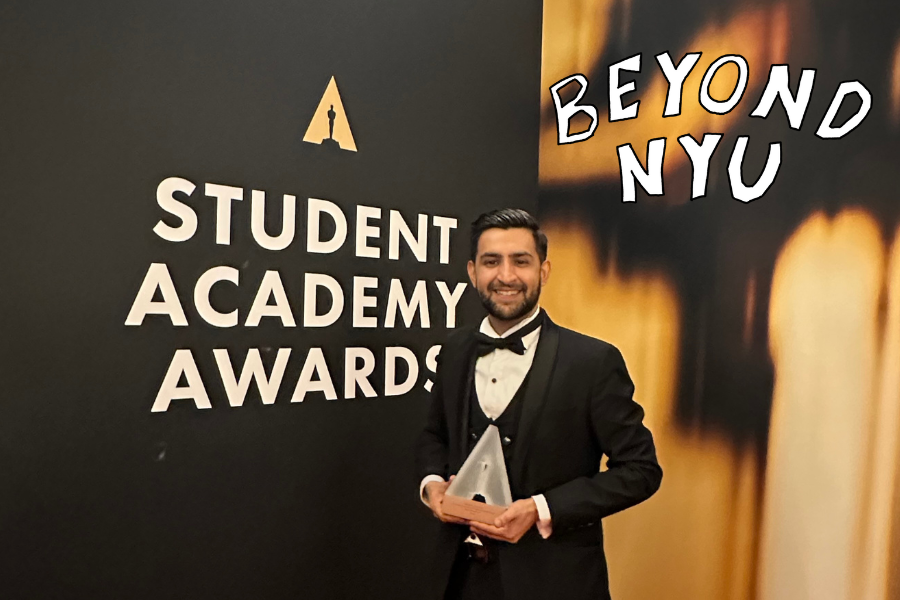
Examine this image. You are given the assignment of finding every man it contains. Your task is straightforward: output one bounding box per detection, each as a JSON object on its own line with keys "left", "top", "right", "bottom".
{"left": 415, "top": 208, "right": 662, "bottom": 600}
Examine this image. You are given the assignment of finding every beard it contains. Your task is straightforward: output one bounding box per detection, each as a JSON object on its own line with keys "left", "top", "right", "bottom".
{"left": 476, "top": 281, "right": 541, "bottom": 322}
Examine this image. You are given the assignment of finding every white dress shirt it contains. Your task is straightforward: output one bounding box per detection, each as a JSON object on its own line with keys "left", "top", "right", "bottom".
{"left": 420, "top": 306, "right": 553, "bottom": 538}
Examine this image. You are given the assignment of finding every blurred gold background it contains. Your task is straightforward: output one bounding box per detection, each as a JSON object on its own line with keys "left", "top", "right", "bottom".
{"left": 538, "top": 2, "right": 900, "bottom": 599}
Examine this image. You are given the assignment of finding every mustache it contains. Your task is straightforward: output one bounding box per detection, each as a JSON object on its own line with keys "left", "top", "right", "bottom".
{"left": 488, "top": 283, "right": 526, "bottom": 292}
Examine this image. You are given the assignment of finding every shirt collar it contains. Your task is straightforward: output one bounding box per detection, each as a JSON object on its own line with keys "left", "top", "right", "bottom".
{"left": 479, "top": 305, "right": 542, "bottom": 349}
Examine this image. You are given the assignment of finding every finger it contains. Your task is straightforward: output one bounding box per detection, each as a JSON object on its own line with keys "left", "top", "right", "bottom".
{"left": 471, "top": 527, "right": 509, "bottom": 542}
{"left": 468, "top": 523, "right": 489, "bottom": 535}
{"left": 470, "top": 522, "right": 506, "bottom": 537}
{"left": 440, "top": 511, "right": 468, "bottom": 525}
{"left": 468, "top": 525, "right": 498, "bottom": 540}
{"left": 494, "top": 506, "right": 518, "bottom": 528}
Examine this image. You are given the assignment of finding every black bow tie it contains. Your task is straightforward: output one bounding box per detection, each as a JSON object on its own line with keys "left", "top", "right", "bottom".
{"left": 474, "top": 311, "right": 543, "bottom": 357}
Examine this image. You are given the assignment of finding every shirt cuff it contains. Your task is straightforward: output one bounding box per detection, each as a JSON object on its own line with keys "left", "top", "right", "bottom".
{"left": 419, "top": 475, "right": 445, "bottom": 505}
{"left": 532, "top": 494, "right": 553, "bottom": 539}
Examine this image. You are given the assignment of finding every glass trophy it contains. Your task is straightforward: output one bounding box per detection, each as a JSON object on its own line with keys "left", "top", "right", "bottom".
{"left": 442, "top": 424, "right": 513, "bottom": 524}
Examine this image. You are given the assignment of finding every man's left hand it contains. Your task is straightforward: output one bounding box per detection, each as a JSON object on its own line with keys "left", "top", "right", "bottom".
{"left": 468, "top": 498, "right": 538, "bottom": 544}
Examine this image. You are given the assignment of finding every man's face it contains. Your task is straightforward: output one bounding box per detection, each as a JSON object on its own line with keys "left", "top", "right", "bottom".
{"left": 467, "top": 227, "right": 551, "bottom": 322}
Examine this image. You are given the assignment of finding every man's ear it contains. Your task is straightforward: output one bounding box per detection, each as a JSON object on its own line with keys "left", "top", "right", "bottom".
{"left": 540, "top": 259, "right": 551, "bottom": 286}
{"left": 467, "top": 260, "right": 477, "bottom": 287}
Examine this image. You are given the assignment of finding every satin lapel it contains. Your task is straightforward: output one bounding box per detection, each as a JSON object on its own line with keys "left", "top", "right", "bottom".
{"left": 510, "top": 315, "right": 560, "bottom": 485}
{"left": 446, "top": 335, "right": 477, "bottom": 473}
{"left": 458, "top": 351, "right": 477, "bottom": 471}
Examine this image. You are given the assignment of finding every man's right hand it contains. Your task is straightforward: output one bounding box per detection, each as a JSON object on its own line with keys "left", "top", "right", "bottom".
{"left": 425, "top": 476, "right": 469, "bottom": 525}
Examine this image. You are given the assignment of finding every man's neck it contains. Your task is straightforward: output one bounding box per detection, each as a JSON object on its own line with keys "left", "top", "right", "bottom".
{"left": 487, "top": 315, "right": 523, "bottom": 336}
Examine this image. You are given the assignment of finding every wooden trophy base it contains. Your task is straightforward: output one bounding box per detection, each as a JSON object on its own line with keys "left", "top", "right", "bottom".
{"left": 442, "top": 495, "right": 506, "bottom": 525}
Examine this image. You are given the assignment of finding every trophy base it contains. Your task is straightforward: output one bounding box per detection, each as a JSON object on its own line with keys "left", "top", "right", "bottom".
{"left": 321, "top": 137, "right": 342, "bottom": 150}
{"left": 442, "top": 495, "right": 506, "bottom": 525}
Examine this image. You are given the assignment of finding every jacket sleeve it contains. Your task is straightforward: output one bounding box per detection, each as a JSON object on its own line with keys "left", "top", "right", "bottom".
{"left": 414, "top": 348, "right": 450, "bottom": 484}
{"left": 543, "top": 345, "right": 662, "bottom": 530}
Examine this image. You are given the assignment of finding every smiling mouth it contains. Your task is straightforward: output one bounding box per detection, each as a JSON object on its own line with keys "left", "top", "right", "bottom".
{"left": 493, "top": 289, "right": 522, "bottom": 297}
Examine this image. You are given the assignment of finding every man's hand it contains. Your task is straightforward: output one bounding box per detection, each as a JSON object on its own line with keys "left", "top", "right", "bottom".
{"left": 468, "top": 498, "right": 538, "bottom": 543}
{"left": 425, "top": 476, "right": 469, "bottom": 525}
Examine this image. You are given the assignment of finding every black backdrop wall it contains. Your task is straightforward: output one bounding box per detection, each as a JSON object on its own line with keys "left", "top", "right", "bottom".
{"left": 0, "top": 1, "right": 542, "bottom": 598}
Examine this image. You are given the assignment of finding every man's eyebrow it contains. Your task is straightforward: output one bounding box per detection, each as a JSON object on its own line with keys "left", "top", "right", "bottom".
{"left": 478, "top": 251, "right": 535, "bottom": 260}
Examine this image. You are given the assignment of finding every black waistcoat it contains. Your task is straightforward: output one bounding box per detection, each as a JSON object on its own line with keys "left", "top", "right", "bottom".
{"left": 466, "top": 372, "right": 531, "bottom": 500}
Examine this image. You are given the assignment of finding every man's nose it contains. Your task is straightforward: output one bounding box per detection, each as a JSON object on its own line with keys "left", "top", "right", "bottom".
{"left": 497, "top": 259, "right": 517, "bottom": 282}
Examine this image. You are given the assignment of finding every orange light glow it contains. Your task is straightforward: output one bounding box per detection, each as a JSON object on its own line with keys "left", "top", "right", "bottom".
{"left": 858, "top": 222, "right": 900, "bottom": 600}
{"left": 743, "top": 271, "right": 758, "bottom": 349}
{"left": 540, "top": 0, "right": 615, "bottom": 105}
{"left": 891, "top": 36, "right": 900, "bottom": 127}
{"left": 761, "top": 209, "right": 900, "bottom": 600}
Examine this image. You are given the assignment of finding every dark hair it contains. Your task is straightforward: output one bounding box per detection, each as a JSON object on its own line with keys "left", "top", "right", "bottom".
{"left": 470, "top": 208, "right": 548, "bottom": 262}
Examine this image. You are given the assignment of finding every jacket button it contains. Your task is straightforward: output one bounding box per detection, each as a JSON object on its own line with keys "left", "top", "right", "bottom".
{"left": 502, "top": 436, "right": 512, "bottom": 446}
{"left": 470, "top": 432, "right": 478, "bottom": 441}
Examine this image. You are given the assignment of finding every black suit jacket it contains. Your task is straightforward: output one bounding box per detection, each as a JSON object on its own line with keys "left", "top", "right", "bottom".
{"left": 415, "top": 314, "right": 662, "bottom": 600}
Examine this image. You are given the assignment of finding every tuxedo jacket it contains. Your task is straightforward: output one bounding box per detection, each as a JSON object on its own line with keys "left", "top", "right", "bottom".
{"left": 415, "top": 314, "right": 663, "bottom": 600}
